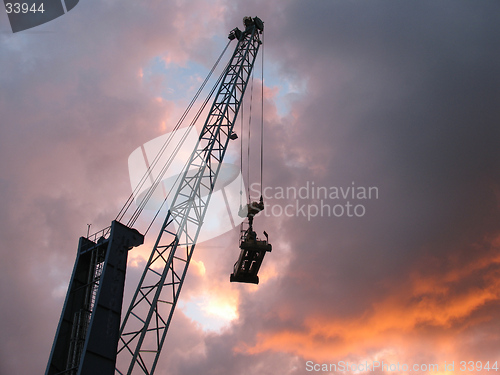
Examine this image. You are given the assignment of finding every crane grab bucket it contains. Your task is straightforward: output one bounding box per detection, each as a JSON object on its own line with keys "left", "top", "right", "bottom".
{"left": 231, "top": 196, "right": 272, "bottom": 284}
{"left": 230, "top": 232, "right": 272, "bottom": 284}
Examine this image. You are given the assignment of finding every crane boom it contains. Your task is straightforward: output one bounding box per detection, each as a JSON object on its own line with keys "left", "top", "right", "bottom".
{"left": 116, "top": 18, "right": 264, "bottom": 375}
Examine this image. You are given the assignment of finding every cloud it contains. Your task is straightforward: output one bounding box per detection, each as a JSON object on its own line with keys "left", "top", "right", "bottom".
{"left": 240, "top": 238, "right": 500, "bottom": 360}
{"left": 1, "top": 1, "right": 500, "bottom": 374}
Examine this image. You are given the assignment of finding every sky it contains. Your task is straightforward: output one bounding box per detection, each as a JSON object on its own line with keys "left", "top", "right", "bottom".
{"left": 1, "top": 1, "right": 500, "bottom": 374}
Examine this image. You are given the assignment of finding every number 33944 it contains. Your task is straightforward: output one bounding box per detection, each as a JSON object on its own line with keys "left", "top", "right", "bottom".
{"left": 5, "top": 3, "right": 45, "bottom": 13}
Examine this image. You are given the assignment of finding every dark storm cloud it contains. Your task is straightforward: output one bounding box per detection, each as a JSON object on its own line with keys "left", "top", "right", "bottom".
{"left": 210, "top": 0, "right": 500, "bottom": 368}
{"left": 256, "top": 0, "right": 500, "bottom": 276}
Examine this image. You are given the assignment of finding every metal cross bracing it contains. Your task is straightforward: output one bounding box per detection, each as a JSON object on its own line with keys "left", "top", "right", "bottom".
{"left": 116, "top": 21, "right": 263, "bottom": 375}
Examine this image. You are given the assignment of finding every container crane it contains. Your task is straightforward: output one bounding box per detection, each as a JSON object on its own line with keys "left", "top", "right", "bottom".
{"left": 46, "top": 16, "right": 270, "bottom": 375}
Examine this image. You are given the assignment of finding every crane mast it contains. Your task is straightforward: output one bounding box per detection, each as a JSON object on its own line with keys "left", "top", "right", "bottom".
{"left": 116, "top": 17, "right": 264, "bottom": 375}
{"left": 45, "top": 16, "right": 265, "bottom": 375}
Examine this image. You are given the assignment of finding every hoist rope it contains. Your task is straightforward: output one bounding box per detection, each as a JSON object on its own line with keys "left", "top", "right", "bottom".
{"left": 247, "top": 69, "right": 255, "bottom": 204}
{"left": 239, "top": 35, "right": 265, "bottom": 206}
{"left": 260, "top": 33, "right": 265, "bottom": 196}
{"left": 239, "top": 97, "right": 244, "bottom": 209}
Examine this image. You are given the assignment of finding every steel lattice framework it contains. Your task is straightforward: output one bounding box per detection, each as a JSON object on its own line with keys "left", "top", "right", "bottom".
{"left": 116, "top": 22, "right": 262, "bottom": 375}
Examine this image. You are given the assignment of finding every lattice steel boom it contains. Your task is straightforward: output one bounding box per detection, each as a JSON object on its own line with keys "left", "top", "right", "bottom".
{"left": 116, "top": 17, "right": 264, "bottom": 375}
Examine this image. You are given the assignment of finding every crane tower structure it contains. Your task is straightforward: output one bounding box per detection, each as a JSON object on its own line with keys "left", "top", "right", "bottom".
{"left": 46, "top": 16, "right": 268, "bottom": 375}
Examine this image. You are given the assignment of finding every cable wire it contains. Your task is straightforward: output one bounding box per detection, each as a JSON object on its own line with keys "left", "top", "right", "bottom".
{"left": 260, "top": 33, "right": 264, "bottom": 196}
{"left": 116, "top": 40, "right": 232, "bottom": 228}
{"left": 131, "top": 54, "right": 232, "bottom": 229}
{"left": 246, "top": 69, "right": 255, "bottom": 203}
